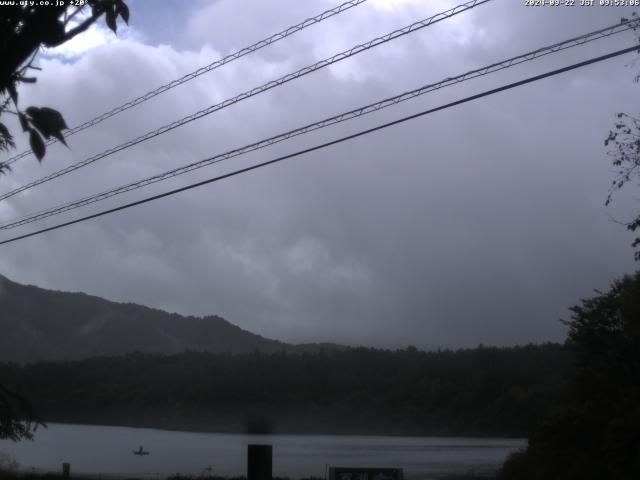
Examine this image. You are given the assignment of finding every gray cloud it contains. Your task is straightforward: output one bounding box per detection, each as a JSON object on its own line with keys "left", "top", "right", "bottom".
{"left": 0, "top": 0, "right": 638, "bottom": 349}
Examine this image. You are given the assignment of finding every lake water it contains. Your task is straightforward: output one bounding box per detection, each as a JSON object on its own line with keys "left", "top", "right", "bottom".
{"left": 0, "top": 424, "right": 525, "bottom": 479}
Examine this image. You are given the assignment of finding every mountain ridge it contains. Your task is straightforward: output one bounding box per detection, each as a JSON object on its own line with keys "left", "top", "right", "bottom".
{"left": 0, "top": 274, "right": 343, "bottom": 363}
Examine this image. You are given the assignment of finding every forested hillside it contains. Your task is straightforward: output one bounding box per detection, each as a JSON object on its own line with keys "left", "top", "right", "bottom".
{"left": 0, "top": 274, "right": 336, "bottom": 362}
{"left": 0, "top": 344, "right": 571, "bottom": 437}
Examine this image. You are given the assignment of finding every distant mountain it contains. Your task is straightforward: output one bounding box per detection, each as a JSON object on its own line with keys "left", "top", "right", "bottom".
{"left": 0, "top": 274, "right": 341, "bottom": 363}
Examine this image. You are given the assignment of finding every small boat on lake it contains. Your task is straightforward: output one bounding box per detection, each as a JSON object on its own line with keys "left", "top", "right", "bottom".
{"left": 133, "top": 445, "right": 150, "bottom": 456}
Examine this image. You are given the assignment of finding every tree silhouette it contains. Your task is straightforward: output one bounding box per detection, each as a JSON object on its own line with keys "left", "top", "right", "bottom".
{"left": 0, "top": 385, "right": 42, "bottom": 441}
{"left": 605, "top": 13, "right": 640, "bottom": 260}
{"left": 0, "top": 0, "right": 129, "bottom": 441}
{"left": 0, "top": 0, "right": 129, "bottom": 172}
{"left": 500, "top": 272, "right": 640, "bottom": 480}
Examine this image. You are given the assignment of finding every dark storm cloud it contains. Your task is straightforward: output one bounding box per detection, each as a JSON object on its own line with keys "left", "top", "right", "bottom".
{"left": 0, "top": 0, "right": 638, "bottom": 348}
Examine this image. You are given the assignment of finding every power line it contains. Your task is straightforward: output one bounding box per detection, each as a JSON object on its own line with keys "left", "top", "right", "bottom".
{"left": 1, "top": 44, "right": 636, "bottom": 247}
{"left": 0, "top": 0, "right": 491, "bottom": 202}
{"left": 1, "top": 0, "right": 370, "bottom": 167}
{"left": 1, "top": 18, "right": 636, "bottom": 231}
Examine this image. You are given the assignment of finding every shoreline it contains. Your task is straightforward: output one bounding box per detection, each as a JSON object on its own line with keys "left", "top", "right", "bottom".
{"left": 31, "top": 421, "right": 528, "bottom": 441}
{"left": 1, "top": 424, "right": 518, "bottom": 480}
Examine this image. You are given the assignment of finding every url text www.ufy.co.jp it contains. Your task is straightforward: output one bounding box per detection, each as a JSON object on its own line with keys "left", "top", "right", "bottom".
{"left": 0, "top": 0, "right": 87, "bottom": 7}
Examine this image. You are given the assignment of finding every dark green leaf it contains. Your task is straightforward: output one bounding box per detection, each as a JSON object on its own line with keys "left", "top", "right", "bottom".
{"left": 29, "top": 129, "right": 45, "bottom": 161}
{"left": 0, "top": 122, "right": 15, "bottom": 152}
{"left": 105, "top": 6, "right": 117, "bottom": 32}
{"left": 39, "top": 107, "right": 68, "bottom": 130}
{"left": 89, "top": 1, "right": 101, "bottom": 16}
{"left": 52, "top": 131, "right": 67, "bottom": 147}
{"left": 26, "top": 106, "right": 68, "bottom": 144}
{"left": 18, "top": 113, "right": 29, "bottom": 132}
{"left": 116, "top": 0, "right": 129, "bottom": 24}
{"left": 0, "top": 122, "right": 10, "bottom": 139}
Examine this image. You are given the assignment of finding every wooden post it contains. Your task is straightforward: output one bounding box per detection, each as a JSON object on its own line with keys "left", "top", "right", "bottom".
{"left": 247, "top": 444, "right": 272, "bottom": 480}
{"left": 62, "top": 462, "right": 70, "bottom": 479}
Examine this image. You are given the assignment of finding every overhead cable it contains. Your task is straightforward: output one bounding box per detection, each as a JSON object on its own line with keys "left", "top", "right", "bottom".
{"left": 1, "top": 18, "right": 636, "bottom": 231}
{"left": 1, "top": 44, "right": 636, "bottom": 246}
{"left": 0, "top": 0, "right": 492, "bottom": 202}
{"left": 1, "top": 0, "right": 370, "bottom": 167}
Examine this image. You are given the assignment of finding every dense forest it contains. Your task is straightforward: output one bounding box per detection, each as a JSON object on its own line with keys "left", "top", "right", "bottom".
{"left": 0, "top": 344, "right": 571, "bottom": 437}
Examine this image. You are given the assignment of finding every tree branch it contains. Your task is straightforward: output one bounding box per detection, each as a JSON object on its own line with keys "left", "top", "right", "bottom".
{"left": 47, "top": 11, "right": 100, "bottom": 47}
{"left": 64, "top": 5, "right": 85, "bottom": 26}
{"left": 606, "top": 212, "right": 632, "bottom": 227}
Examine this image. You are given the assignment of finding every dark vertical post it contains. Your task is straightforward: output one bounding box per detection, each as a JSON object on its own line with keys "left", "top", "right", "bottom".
{"left": 248, "top": 444, "right": 272, "bottom": 480}
{"left": 62, "top": 462, "right": 70, "bottom": 479}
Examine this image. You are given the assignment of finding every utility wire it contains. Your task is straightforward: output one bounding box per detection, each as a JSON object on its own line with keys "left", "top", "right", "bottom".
{"left": 1, "top": 0, "right": 370, "bottom": 167}
{"left": 1, "top": 18, "right": 636, "bottom": 231}
{"left": 0, "top": 0, "right": 491, "bottom": 202}
{"left": 1, "top": 44, "right": 636, "bottom": 247}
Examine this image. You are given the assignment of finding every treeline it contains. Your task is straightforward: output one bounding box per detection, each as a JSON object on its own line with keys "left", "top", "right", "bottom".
{"left": 0, "top": 344, "right": 571, "bottom": 437}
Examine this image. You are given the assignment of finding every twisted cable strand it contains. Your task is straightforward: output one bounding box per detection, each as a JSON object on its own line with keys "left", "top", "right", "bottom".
{"left": 2, "top": 17, "right": 634, "bottom": 231}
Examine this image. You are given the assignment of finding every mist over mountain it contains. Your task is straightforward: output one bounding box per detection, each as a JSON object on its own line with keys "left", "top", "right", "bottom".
{"left": 0, "top": 274, "right": 574, "bottom": 437}
{"left": 0, "top": 274, "right": 338, "bottom": 362}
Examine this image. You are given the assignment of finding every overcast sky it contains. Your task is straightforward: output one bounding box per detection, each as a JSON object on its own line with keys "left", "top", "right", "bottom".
{"left": 1, "top": 0, "right": 638, "bottom": 349}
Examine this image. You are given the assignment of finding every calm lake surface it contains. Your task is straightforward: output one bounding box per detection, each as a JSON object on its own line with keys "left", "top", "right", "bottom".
{"left": 0, "top": 424, "right": 525, "bottom": 479}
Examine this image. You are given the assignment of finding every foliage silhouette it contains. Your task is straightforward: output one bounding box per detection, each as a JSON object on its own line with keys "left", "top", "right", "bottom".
{"left": 605, "top": 13, "right": 640, "bottom": 260}
{"left": 499, "top": 272, "right": 640, "bottom": 480}
{"left": 0, "top": 384, "right": 42, "bottom": 441}
{"left": 0, "top": 1, "right": 128, "bottom": 441}
{"left": 0, "top": 0, "right": 129, "bottom": 171}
